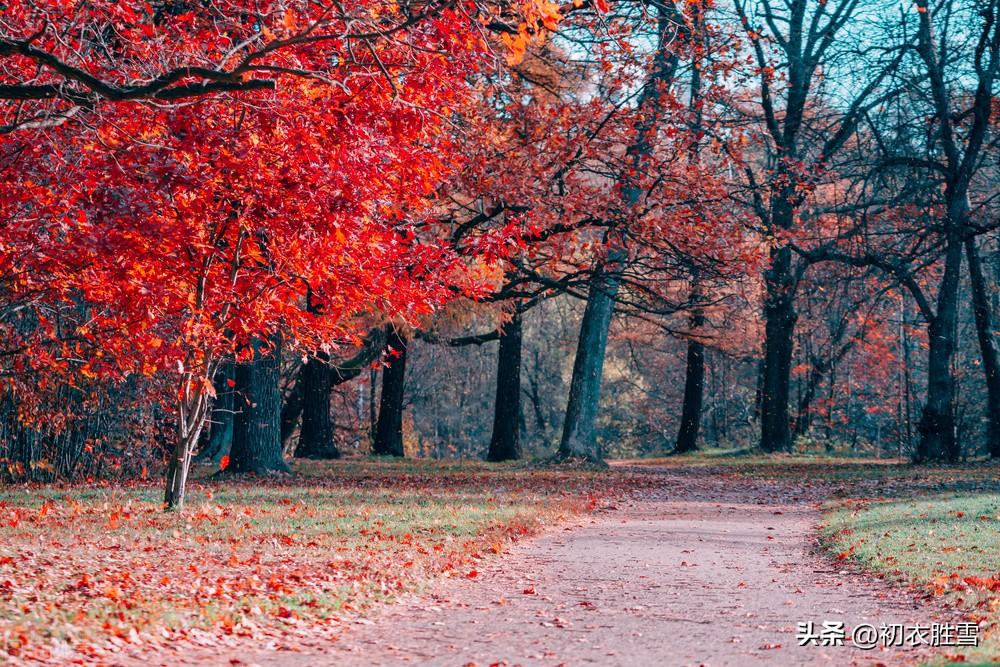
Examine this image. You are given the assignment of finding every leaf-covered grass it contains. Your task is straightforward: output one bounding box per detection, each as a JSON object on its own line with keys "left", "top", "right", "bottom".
{"left": 0, "top": 459, "right": 628, "bottom": 664}
{"left": 822, "top": 486, "right": 1000, "bottom": 664}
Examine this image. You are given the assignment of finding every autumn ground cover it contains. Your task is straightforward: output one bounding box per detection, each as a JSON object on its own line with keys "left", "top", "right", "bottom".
{"left": 0, "top": 460, "right": 633, "bottom": 665}
{"left": 821, "top": 469, "right": 1000, "bottom": 665}
{"left": 3, "top": 453, "right": 999, "bottom": 666}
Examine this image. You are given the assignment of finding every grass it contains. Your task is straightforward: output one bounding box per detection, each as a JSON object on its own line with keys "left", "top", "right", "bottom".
{"left": 822, "top": 481, "right": 1000, "bottom": 664}
{"left": 5, "top": 451, "right": 999, "bottom": 664}
{"left": 0, "top": 458, "right": 629, "bottom": 663}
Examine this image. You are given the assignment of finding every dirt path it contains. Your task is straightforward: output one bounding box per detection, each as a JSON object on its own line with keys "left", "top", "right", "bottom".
{"left": 161, "top": 468, "right": 955, "bottom": 667}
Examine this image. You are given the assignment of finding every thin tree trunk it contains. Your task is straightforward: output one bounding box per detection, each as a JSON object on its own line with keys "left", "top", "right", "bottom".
{"left": 373, "top": 328, "right": 407, "bottom": 457}
{"left": 824, "top": 364, "right": 838, "bottom": 442}
{"left": 229, "top": 335, "right": 290, "bottom": 474}
{"left": 674, "top": 13, "right": 707, "bottom": 455}
{"left": 903, "top": 307, "right": 914, "bottom": 455}
{"left": 164, "top": 371, "right": 212, "bottom": 510}
{"left": 754, "top": 357, "right": 764, "bottom": 423}
{"left": 674, "top": 309, "right": 706, "bottom": 453}
{"left": 793, "top": 359, "right": 825, "bottom": 438}
{"left": 965, "top": 237, "right": 1000, "bottom": 458}
{"left": 527, "top": 352, "right": 549, "bottom": 447}
{"left": 795, "top": 339, "right": 858, "bottom": 439}
{"left": 487, "top": 313, "right": 523, "bottom": 462}
{"left": 295, "top": 352, "right": 340, "bottom": 459}
{"left": 369, "top": 366, "right": 378, "bottom": 447}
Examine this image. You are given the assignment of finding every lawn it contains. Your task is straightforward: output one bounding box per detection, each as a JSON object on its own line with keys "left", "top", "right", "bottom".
{"left": 821, "top": 473, "right": 1000, "bottom": 664}
{"left": 0, "top": 459, "right": 628, "bottom": 664}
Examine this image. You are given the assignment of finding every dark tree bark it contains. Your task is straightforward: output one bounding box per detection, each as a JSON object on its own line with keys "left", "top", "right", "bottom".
{"left": 909, "top": 0, "right": 998, "bottom": 463}
{"left": 730, "top": 0, "right": 890, "bottom": 454}
{"left": 760, "top": 223, "right": 798, "bottom": 453}
{"left": 295, "top": 352, "right": 340, "bottom": 459}
{"left": 965, "top": 238, "right": 1000, "bottom": 458}
{"left": 915, "top": 231, "right": 963, "bottom": 463}
{"left": 279, "top": 382, "right": 303, "bottom": 448}
{"left": 229, "top": 336, "right": 290, "bottom": 474}
{"left": 674, "top": 310, "right": 705, "bottom": 453}
{"left": 674, "top": 6, "right": 708, "bottom": 456}
{"left": 373, "top": 328, "right": 407, "bottom": 457}
{"left": 527, "top": 353, "right": 549, "bottom": 439}
{"left": 487, "top": 314, "right": 523, "bottom": 462}
{"left": 196, "top": 359, "right": 234, "bottom": 462}
{"left": 559, "top": 266, "right": 620, "bottom": 462}
{"left": 279, "top": 328, "right": 387, "bottom": 447}
{"left": 901, "top": 306, "right": 914, "bottom": 455}
{"left": 803, "top": 2, "right": 994, "bottom": 462}
{"left": 369, "top": 366, "right": 378, "bottom": 446}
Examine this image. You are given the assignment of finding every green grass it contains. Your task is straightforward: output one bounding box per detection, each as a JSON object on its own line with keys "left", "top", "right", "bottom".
{"left": 823, "top": 488, "right": 1000, "bottom": 664}
{"left": 0, "top": 458, "right": 625, "bottom": 663}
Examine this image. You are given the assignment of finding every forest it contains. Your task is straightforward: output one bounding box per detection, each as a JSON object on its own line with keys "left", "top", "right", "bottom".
{"left": 2, "top": 0, "right": 1000, "bottom": 665}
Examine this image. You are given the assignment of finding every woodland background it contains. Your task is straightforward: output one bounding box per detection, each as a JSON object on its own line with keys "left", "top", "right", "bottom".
{"left": 1, "top": 0, "right": 999, "bottom": 503}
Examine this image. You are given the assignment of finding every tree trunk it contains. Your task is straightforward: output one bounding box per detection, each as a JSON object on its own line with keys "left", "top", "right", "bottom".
{"left": 373, "top": 328, "right": 407, "bottom": 457}
{"left": 916, "top": 231, "right": 963, "bottom": 463}
{"left": 674, "top": 309, "right": 706, "bottom": 453}
{"left": 369, "top": 366, "right": 378, "bottom": 447}
{"left": 558, "top": 266, "right": 620, "bottom": 462}
{"left": 487, "top": 313, "right": 523, "bottom": 462}
{"left": 279, "top": 328, "right": 386, "bottom": 449}
{"left": 295, "top": 352, "right": 340, "bottom": 459}
{"left": 674, "top": 7, "right": 708, "bottom": 456}
{"left": 555, "top": 1, "right": 682, "bottom": 463}
{"left": 965, "top": 237, "right": 1000, "bottom": 458}
{"left": 164, "top": 372, "right": 212, "bottom": 510}
{"left": 901, "top": 302, "right": 914, "bottom": 456}
{"left": 760, "top": 243, "right": 797, "bottom": 452}
{"left": 229, "top": 336, "right": 291, "bottom": 474}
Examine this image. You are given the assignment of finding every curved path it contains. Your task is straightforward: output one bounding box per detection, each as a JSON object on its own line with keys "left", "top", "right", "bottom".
{"left": 169, "top": 468, "right": 954, "bottom": 667}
